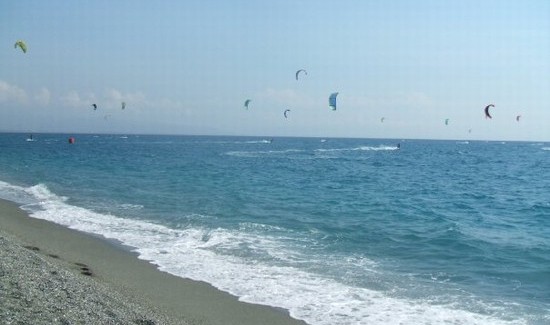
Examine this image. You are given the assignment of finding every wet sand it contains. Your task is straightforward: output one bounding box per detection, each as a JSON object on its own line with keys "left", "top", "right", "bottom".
{"left": 0, "top": 198, "right": 307, "bottom": 325}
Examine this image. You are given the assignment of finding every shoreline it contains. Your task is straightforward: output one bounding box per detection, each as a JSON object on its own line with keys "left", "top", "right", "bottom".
{"left": 0, "top": 198, "right": 307, "bottom": 325}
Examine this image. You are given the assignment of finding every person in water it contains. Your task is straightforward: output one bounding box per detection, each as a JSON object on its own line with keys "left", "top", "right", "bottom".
{"left": 397, "top": 143, "right": 400, "bottom": 149}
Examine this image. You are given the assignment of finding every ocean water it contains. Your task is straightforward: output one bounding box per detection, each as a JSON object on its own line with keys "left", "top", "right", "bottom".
{"left": 0, "top": 133, "right": 548, "bottom": 325}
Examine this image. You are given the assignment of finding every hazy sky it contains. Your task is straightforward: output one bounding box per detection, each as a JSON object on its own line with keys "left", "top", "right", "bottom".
{"left": 1, "top": 0, "right": 549, "bottom": 141}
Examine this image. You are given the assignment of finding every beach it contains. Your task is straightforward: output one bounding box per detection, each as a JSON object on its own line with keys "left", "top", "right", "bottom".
{"left": 0, "top": 198, "right": 307, "bottom": 325}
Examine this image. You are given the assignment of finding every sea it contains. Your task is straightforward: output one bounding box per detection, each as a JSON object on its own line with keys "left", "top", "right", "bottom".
{"left": 0, "top": 133, "right": 548, "bottom": 325}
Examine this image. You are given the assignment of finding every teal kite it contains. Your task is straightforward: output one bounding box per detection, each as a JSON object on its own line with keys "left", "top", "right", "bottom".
{"left": 244, "top": 99, "right": 251, "bottom": 110}
{"left": 329, "top": 92, "right": 338, "bottom": 111}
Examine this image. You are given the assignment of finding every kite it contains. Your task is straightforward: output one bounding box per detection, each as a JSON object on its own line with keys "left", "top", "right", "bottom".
{"left": 445, "top": 118, "right": 449, "bottom": 125}
{"left": 121, "top": 102, "right": 126, "bottom": 110}
{"left": 284, "top": 109, "right": 291, "bottom": 118}
{"left": 516, "top": 115, "right": 521, "bottom": 122}
{"left": 92, "top": 104, "right": 97, "bottom": 110}
{"left": 329, "top": 92, "right": 339, "bottom": 111}
{"left": 484, "top": 104, "right": 495, "bottom": 119}
{"left": 244, "top": 99, "right": 251, "bottom": 110}
{"left": 14, "top": 40, "right": 27, "bottom": 53}
{"left": 295, "top": 69, "right": 307, "bottom": 80}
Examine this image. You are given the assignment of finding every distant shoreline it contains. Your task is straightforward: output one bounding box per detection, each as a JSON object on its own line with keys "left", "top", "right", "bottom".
{"left": 0, "top": 198, "right": 307, "bottom": 325}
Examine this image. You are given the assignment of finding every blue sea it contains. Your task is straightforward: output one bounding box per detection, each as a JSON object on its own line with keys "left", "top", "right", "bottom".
{"left": 0, "top": 133, "right": 548, "bottom": 324}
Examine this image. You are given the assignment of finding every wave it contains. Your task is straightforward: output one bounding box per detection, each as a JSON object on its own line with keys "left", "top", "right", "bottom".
{"left": 315, "top": 145, "right": 399, "bottom": 152}
{"left": 118, "top": 203, "right": 144, "bottom": 210}
{"left": 0, "top": 180, "right": 529, "bottom": 325}
{"left": 189, "top": 139, "right": 274, "bottom": 145}
{"left": 225, "top": 145, "right": 399, "bottom": 159}
{"left": 224, "top": 149, "right": 306, "bottom": 158}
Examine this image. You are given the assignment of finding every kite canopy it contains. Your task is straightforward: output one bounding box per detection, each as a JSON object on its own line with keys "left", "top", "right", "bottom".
{"left": 445, "top": 118, "right": 449, "bottom": 125}
{"left": 329, "top": 92, "right": 338, "bottom": 111}
{"left": 295, "top": 69, "right": 307, "bottom": 80}
{"left": 516, "top": 115, "right": 521, "bottom": 122}
{"left": 244, "top": 99, "right": 251, "bottom": 110}
{"left": 92, "top": 103, "right": 97, "bottom": 110}
{"left": 484, "top": 104, "right": 495, "bottom": 119}
{"left": 14, "top": 40, "right": 27, "bottom": 53}
{"left": 284, "top": 109, "right": 291, "bottom": 118}
{"left": 121, "top": 102, "right": 126, "bottom": 110}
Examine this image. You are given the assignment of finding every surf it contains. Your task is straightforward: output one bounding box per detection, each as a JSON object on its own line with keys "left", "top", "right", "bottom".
{"left": 0, "top": 179, "right": 531, "bottom": 325}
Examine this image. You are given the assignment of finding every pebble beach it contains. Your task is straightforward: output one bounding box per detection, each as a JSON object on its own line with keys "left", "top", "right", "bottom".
{"left": 0, "top": 199, "right": 306, "bottom": 325}
{"left": 0, "top": 230, "right": 176, "bottom": 325}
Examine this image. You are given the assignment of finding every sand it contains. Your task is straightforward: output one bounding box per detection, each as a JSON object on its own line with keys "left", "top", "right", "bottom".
{"left": 0, "top": 199, "right": 307, "bottom": 325}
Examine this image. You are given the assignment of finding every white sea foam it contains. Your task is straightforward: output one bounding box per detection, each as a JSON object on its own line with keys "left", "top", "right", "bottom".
{"left": 199, "top": 140, "right": 273, "bottom": 144}
{"left": 0, "top": 181, "right": 527, "bottom": 325}
{"left": 225, "top": 149, "right": 305, "bottom": 158}
{"left": 0, "top": 181, "right": 49, "bottom": 206}
{"left": 315, "top": 145, "right": 399, "bottom": 152}
{"left": 118, "top": 203, "right": 144, "bottom": 210}
{"left": 225, "top": 146, "right": 399, "bottom": 159}
{"left": 232, "top": 140, "right": 273, "bottom": 144}
{"left": 248, "top": 139, "right": 273, "bottom": 144}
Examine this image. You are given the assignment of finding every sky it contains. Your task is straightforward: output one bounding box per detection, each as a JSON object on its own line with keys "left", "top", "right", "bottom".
{"left": 1, "top": 0, "right": 549, "bottom": 141}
